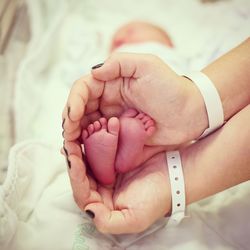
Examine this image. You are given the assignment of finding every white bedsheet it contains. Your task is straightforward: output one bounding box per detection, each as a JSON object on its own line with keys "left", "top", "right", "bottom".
{"left": 0, "top": 142, "right": 249, "bottom": 250}
{"left": 3, "top": 0, "right": 250, "bottom": 249}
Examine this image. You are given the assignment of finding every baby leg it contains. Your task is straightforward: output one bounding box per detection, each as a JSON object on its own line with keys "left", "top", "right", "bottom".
{"left": 82, "top": 117, "right": 119, "bottom": 185}
{"left": 115, "top": 109, "right": 164, "bottom": 173}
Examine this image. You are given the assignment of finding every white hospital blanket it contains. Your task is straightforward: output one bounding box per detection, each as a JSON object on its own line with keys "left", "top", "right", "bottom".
{"left": 2, "top": 0, "right": 250, "bottom": 249}
{"left": 0, "top": 142, "right": 249, "bottom": 250}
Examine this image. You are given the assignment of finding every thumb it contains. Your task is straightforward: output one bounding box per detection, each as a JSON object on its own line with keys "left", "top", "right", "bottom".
{"left": 84, "top": 203, "right": 149, "bottom": 234}
{"left": 91, "top": 52, "right": 158, "bottom": 81}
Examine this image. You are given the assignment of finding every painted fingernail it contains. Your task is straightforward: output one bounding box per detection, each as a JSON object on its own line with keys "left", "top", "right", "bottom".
{"left": 66, "top": 157, "right": 71, "bottom": 169}
{"left": 63, "top": 146, "right": 71, "bottom": 168}
{"left": 63, "top": 146, "right": 68, "bottom": 157}
{"left": 86, "top": 210, "right": 95, "bottom": 219}
{"left": 62, "top": 118, "right": 65, "bottom": 129}
{"left": 91, "top": 63, "right": 104, "bottom": 70}
{"left": 67, "top": 106, "right": 71, "bottom": 118}
{"left": 62, "top": 130, "right": 65, "bottom": 137}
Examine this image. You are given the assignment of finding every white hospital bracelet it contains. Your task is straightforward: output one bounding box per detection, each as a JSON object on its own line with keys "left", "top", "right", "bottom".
{"left": 184, "top": 72, "right": 224, "bottom": 138}
{"left": 166, "top": 151, "right": 186, "bottom": 226}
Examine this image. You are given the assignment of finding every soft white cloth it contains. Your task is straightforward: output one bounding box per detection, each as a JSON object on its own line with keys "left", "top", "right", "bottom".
{"left": 0, "top": 142, "right": 249, "bottom": 250}
{"left": 115, "top": 42, "right": 188, "bottom": 74}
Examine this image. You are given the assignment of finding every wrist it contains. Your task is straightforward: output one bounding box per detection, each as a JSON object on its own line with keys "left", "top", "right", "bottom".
{"left": 180, "top": 140, "right": 214, "bottom": 206}
{"left": 180, "top": 76, "right": 209, "bottom": 141}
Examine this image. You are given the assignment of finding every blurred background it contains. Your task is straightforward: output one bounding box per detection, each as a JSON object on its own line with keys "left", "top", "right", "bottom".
{"left": 0, "top": 0, "right": 30, "bottom": 183}
{"left": 0, "top": 0, "right": 249, "bottom": 184}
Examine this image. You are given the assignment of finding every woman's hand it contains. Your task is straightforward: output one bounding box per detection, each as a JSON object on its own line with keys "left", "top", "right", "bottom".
{"left": 62, "top": 53, "right": 208, "bottom": 146}
{"left": 64, "top": 141, "right": 170, "bottom": 234}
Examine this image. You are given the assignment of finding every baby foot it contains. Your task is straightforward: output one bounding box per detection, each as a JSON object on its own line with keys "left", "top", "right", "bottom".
{"left": 82, "top": 117, "right": 119, "bottom": 185}
{"left": 115, "top": 109, "right": 156, "bottom": 173}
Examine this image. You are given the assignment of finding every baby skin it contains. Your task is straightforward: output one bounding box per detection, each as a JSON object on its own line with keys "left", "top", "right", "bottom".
{"left": 82, "top": 109, "right": 164, "bottom": 185}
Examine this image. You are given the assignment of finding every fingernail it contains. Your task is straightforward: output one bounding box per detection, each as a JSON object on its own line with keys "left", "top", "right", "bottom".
{"left": 63, "top": 146, "right": 71, "bottom": 169}
{"left": 67, "top": 106, "right": 71, "bottom": 118}
{"left": 91, "top": 63, "right": 104, "bottom": 70}
{"left": 63, "top": 146, "right": 68, "bottom": 157}
{"left": 66, "top": 157, "right": 71, "bottom": 169}
{"left": 86, "top": 210, "right": 95, "bottom": 219}
{"left": 62, "top": 118, "right": 65, "bottom": 129}
{"left": 62, "top": 130, "right": 65, "bottom": 137}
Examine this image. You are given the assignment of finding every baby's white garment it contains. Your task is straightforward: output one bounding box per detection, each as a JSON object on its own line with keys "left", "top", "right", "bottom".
{"left": 1, "top": 141, "right": 250, "bottom": 250}
{"left": 115, "top": 42, "right": 188, "bottom": 75}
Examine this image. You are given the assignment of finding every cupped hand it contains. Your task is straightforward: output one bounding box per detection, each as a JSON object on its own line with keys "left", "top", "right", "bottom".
{"left": 64, "top": 141, "right": 170, "bottom": 234}
{"left": 62, "top": 53, "right": 208, "bottom": 146}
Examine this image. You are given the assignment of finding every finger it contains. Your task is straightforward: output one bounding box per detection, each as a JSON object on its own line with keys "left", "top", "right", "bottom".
{"left": 98, "top": 186, "right": 114, "bottom": 210}
{"left": 67, "top": 154, "right": 90, "bottom": 209}
{"left": 84, "top": 204, "right": 150, "bottom": 234}
{"left": 67, "top": 80, "right": 88, "bottom": 122}
{"left": 63, "top": 119, "right": 80, "bottom": 134}
{"left": 64, "top": 140, "right": 82, "bottom": 159}
{"left": 92, "top": 52, "right": 158, "bottom": 81}
{"left": 67, "top": 75, "right": 104, "bottom": 121}
{"left": 63, "top": 127, "right": 82, "bottom": 141}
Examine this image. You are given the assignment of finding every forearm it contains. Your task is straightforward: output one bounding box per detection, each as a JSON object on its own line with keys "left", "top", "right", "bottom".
{"left": 184, "top": 38, "right": 250, "bottom": 140}
{"left": 202, "top": 38, "right": 250, "bottom": 122}
{"left": 182, "top": 105, "right": 250, "bottom": 205}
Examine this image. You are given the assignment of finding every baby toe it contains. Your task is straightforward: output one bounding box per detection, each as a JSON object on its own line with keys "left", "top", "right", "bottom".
{"left": 136, "top": 112, "right": 145, "bottom": 120}
{"left": 82, "top": 129, "right": 89, "bottom": 141}
{"left": 99, "top": 117, "right": 108, "bottom": 130}
{"left": 145, "top": 124, "right": 155, "bottom": 136}
{"left": 87, "top": 124, "right": 95, "bottom": 135}
{"left": 144, "top": 119, "right": 155, "bottom": 129}
{"left": 107, "top": 117, "right": 120, "bottom": 136}
{"left": 93, "top": 120, "right": 101, "bottom": 131}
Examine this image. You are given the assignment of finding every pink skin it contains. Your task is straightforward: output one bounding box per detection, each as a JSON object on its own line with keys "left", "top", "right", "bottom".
{"left": 82, "top": 109, "right": 165, "bottom": 184}
{"left": 82, "top": 117, "right": 119, "bottom": 185}
{"left": 110, "top": 21, "right": 173, "bottom": 51}
{"left": 115, "top": 109, "right": 156, "bottom": 173}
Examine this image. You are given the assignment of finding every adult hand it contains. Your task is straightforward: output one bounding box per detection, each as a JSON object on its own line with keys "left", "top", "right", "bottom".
{"left": 62, "top": 53, "right": 208, "bottom": 146}
{"left": 64, "top": 104, "right": 250, "bottom": 234}
{"left": 64, "top": 141, "right": 170, "bottom": 234}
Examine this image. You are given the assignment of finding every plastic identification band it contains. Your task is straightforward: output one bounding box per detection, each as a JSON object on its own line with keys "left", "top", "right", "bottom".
{"left": 184, "top": 72, "right": 224, "bottom": 138}
{"left": 166, "top": 151, "right": 186, "bottom": 226}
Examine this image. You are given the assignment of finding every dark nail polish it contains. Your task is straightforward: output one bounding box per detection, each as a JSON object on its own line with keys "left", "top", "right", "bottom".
{"left": 91, "top": 63, "right": 104, "bottom": 70}
{"left": 66, "top": 157, "right": 71, "bottom": 169}
{"left": 86, "top": 210, "right": 95, "bottom": 219}
{"left": 62, "top": 118, "right": 65, "bottom": 129}
{"left": 62, "top": 130, "right": 65, "bottom": 137}
{"left": 63, "top": 146, "right": 68, "bottom": 157}
{"left": 63, "top": 146, "right": 71, "bottom": 168}
{"left": 67, "top": 106, "right": 71, "bottom": 117}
